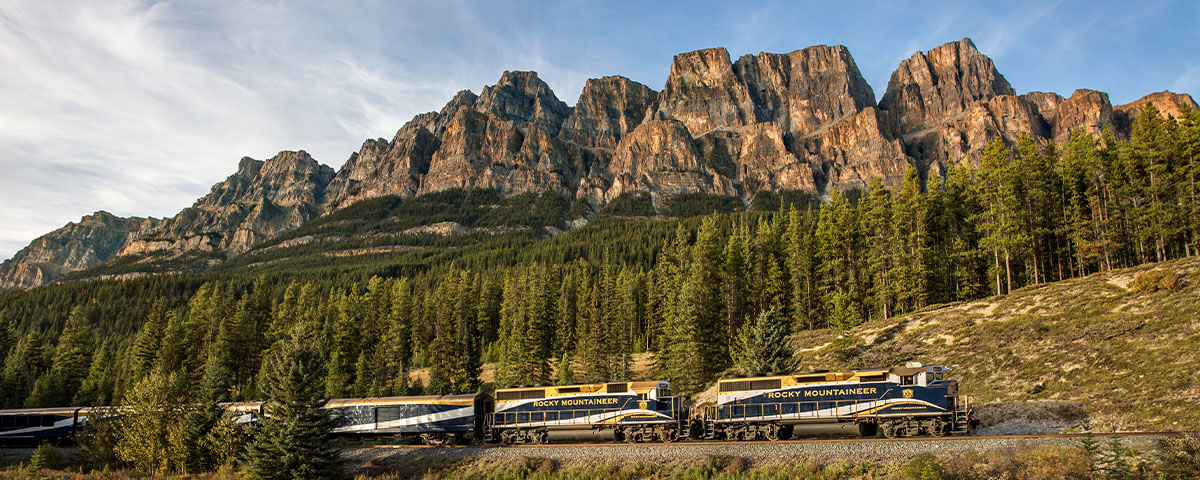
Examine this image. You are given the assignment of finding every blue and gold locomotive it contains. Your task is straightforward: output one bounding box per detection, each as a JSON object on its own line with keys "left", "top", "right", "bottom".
{"left": 0, "top": 363, "right": 972, "bottom": 446}
{"left": 487, "top": 380, "right": 688, "bottom": 444}
{"left": 697, "top": 363, "right": 973, "bottom": 440}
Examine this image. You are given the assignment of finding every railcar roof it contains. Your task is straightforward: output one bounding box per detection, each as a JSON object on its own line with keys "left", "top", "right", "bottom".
{"left": 0, "top": 407, "right": 85, "bottom": 415}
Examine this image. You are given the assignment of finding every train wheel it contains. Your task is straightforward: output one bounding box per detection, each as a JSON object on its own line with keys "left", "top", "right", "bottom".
{"left": 881, "top": 421, "right": 900, "bottom": 439}
{"left": 420, "top": 433, "right": 453, "bottom": 446}
{"left": 764, "top": 424, "right": 781, "bottom": 442}
{"left": 928, "top": 419, "right": 949, "bottom": 437}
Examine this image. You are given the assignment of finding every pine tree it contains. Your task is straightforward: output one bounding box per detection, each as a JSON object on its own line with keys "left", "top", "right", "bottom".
{"left": 241, "top": 324, "right": 340, "bottom": 480}
{"left": 574, "top": 276, "right": 609, "bottom": 383}
{"left": 129, "top": 300, "right": 169, "bottom": 386}
{"left": 27, "top": 306, "right": 94, "bottom": 407}
{"left": 732, "top": 307, "right": 795, "bottom": 376}
{"left": 664, "top": 216, "right": 725, "bottom": 394}
{"left": 893, "top": 167, "right": 931, "bottom": 312}
{"left": 554, "top": 352, "right": 575, "bottom": 385}
{"left": 862, "top": 178, "right": 898, "bottom": 320}
{"left": 74, "top": 342, "right": 117, "bottom": 406}
{"left": 976, "top": 137, "right": 1032, "bottom": 294}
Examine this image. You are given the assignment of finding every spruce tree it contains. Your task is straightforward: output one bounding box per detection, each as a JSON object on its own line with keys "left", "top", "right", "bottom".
{"left": 129, "top": 300, "right": 168, "bottom": 386}
{"left": 732, "top": 307, "right": 795, "bottom": 376}
{"left": 241, "top": 324, "right": 340, "bottom": 480}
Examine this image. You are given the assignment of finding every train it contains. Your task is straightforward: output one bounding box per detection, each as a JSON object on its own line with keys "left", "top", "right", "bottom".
{"left": 0, "top": 362, "right": 973, "bottom": 446}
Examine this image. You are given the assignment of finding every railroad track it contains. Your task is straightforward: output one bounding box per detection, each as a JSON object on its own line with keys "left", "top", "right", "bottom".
{"left": 351, "top": 431, "right": 1195, "bottom": 449}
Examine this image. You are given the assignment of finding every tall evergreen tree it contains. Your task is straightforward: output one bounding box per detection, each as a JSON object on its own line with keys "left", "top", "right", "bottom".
{"left": 241, "top": 324, "right": 340, "bottom": 480}
{"left": 2, "top": 331, "right": 46, "bottom": 408}
{"left": 732, "top": 307, "right": 795, "bottom": 376}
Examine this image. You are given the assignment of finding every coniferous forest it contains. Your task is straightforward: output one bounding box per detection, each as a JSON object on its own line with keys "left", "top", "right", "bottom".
{"left": 0, "top": 104, "right": 1198, "bottom": 414}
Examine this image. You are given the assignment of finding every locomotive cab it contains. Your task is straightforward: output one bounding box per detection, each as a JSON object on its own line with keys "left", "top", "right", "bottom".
{"left": 888, "top": 362, "right": 951, "bottom": 387}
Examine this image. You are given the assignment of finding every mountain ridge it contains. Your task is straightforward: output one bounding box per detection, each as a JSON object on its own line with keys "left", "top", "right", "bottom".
{"left": 1, "top": 37, "right": 1196, "bottom": 290}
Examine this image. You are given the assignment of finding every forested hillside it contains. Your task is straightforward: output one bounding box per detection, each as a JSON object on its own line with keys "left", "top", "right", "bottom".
{"left": 0, "top": 104, "right": 1197, "bottom": 409}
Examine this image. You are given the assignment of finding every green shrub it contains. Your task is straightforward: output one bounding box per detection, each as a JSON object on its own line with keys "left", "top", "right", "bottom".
{"left": 1130, "top": 270, "right": 1182, "bottom": 292}
{"left": 901, "top": 453, "right": 944, "bottom": 480}
{"left": 29, "top": 442, "right": 63, "bottom": 471}
{"left": 1155, "top": 434, "right": 1200, "bottom": 479}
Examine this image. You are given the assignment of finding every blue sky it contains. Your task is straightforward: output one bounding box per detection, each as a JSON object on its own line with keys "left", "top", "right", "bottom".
{"left": 1, "top": 0, "right": 1197, "bottom": 260}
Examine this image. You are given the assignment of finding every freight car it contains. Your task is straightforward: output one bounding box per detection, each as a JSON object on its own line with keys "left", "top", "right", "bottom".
{"left": 695, "top": 362, "right": 973, "bottom": 440}
{"left": 486, "top": 380, "right": 688, "bottom": 444}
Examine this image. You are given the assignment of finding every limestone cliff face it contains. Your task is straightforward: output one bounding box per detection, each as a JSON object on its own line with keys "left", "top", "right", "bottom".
{"left": 879, "top": 38, "right": 1015, "bottom": 136}
{"left": 559, "top": 76, "right": 657, "bottom": 150}
{"left": 0, "top": 211, "right": 160, "bottom": 290}
{"left": 119, "top": 150, "right": 334, "bottom": 257}
{"left": 652, "top": 48, "right": 757, "bottom": 135}
{"left": 9, "top": 38, "right": 1197, "bottom": 288}
{"left": 733, "top": 45, "right": 876, "bottom": 135}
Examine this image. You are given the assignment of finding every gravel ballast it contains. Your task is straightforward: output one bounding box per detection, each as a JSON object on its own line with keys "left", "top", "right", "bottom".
{"left": 343, "top": 434, "right": 1162, "bottom": 476}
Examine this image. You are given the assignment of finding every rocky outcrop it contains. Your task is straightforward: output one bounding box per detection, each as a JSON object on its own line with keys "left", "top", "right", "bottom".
{"left": 0, "top": 211, "right": 159, "bottom": 290}
{"left": 733, "top": 45, "right": 876, "bottom": 135}
{"left": 652, "top": 48, "right": 757, "bottom": 135}
{"left": 879, "top": 38, "right": 1015, "bottom": 136}
{"left": 559, "top": 76, "right": 657, "bottom": 149}
{"left": 1030, "top": 89, "right": 1115, "bottom": 143}
{"left": 1115, "top": 91, "right": 1199, "bottom": 133}
{"left": 475, "top": 71, "right": 572, "bottom": 134}
{"left": 119, "top": 150, "right": 334, "bottom": 257}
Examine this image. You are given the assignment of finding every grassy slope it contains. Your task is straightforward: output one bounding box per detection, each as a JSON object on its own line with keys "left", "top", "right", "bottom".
{"left": 791, "top": 256, "right": 1200, "bottom": 431}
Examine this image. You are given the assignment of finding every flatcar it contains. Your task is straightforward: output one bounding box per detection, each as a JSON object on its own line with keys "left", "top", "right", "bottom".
{"left": 224, "top": 394, "right": 491, "bottom": 445}
{"left": 0, "top": 407, "right": 91, "bottom": 445}
{"left": 695, "top": 362, "right": 973, "bottom": 440}
{"left": 486, "top": 380, "right": 688, "bottom": 444}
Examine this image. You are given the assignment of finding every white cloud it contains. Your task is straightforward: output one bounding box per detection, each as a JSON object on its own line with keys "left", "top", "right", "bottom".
{"left": 1173, "top": 64, "right": 1200, "bottom": 97}
{"left": 0, "top": 0, "right": 466, "bottom": 260}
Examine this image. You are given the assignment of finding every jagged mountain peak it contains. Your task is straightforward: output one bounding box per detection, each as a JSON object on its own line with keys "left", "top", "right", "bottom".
{"left": 5, "top": 39, "right": 1193, "bottom": 289}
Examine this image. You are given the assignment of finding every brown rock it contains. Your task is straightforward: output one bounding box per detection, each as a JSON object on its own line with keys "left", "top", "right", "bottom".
{"left": 880, "top": 38, "right": 1015, "bottom": 136}
{"left": 733, "top": 45, "right": 876, "bottom": 136}
{"left": 794, "top": 107, "right": 912, "bottom": 191}
{"left": 0, "top": 211, "right": 160, "bottom": 290}
{"left": 474, "top": 71, "right": 571, "bottom": 134}
{"left": 323, "top": 128, "right": 439, "bottom": 209}
{"left": 652, "top": 47, "right": 757, "bottom": 135}
{"left": 1114, "top": 91, "right": 1199, "bottom": 133}
{"left": 1047, "top": 89, "right": 1115, "bottom": 143}
{"left": 420, "top": 108, "right": 581, "bottom": 197}
{"left": 604, "top": 118, "right": 738, "bottom": 200}
{"left": 120, "top": 151, "right": 334, "bottom": 257}
{"left": 903, "top": 95, "right": 1047, "bottom": 168}
{"left": 695, "top": 122, "right": 816, "bottom": 195}
{"left": 559, "top": 76, "right": 658, "bottom": 149}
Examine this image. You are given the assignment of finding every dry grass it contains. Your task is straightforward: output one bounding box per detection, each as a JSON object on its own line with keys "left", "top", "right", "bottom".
{"left": 793, "top": 256, "right": 1200, "bottom": 431}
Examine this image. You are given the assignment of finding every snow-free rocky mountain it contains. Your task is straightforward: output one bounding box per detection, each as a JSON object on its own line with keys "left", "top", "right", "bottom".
{"left": 2, "top": 38, "right": 1196, "bottom": 290}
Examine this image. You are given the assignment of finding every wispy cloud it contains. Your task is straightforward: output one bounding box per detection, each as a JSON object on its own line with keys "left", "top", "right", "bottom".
{"left": 977, "top": 1, "right": 1060, "bottom": 59}
{"left": 1173, "top": 64, "right": 1200, "bottom": 96}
